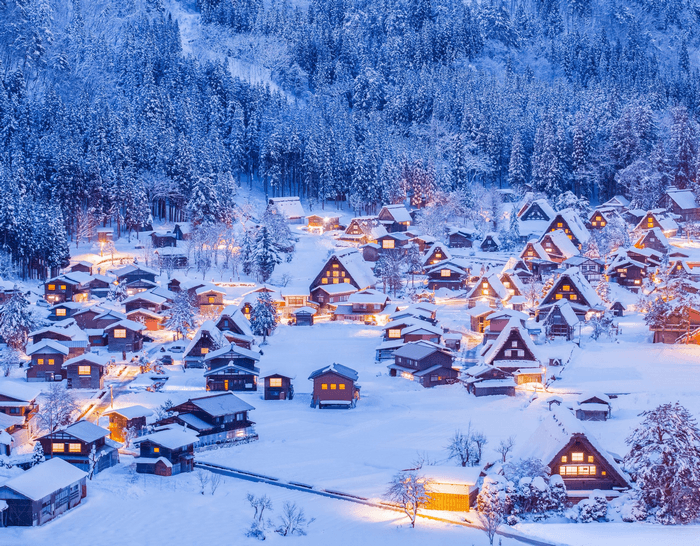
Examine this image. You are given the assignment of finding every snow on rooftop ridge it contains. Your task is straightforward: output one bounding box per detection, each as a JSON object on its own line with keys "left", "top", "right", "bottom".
{"left": 0, "top": 458, "right": 86, "bottom": 501}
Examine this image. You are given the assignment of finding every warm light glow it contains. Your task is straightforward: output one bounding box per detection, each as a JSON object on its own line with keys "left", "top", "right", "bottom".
{"left": 114, "top": 329, "right": 127, "bottom": 338}
{"left": 78, "top": 366, "right": 91, "bottom": 376}
{"left": 269, "top": 378, "right": 282, "bottom": 387}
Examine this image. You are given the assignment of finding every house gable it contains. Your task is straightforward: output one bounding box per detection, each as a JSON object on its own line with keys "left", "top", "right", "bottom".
{"left": 310, "top": 255, "right": 359, "bottom": 291}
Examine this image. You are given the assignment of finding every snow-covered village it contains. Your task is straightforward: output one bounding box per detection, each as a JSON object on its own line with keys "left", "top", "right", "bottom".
{"left": 1, "top": 0, "right": 700, "bottom": 545}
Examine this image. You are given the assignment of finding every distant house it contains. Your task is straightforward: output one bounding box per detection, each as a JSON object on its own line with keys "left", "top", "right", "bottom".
{"left": 424, "top": 466, "right": 481, "bottom": 512}
{"left": 339, "top": 217, "right": 387, "bottom": 244}
{"left": 587, "top": 207, "right": 622, "bottom": 230}
{"left": 310, "top": 284, "right": 357, "bottom": 309}
{"left": 482, "top": 309, "right": 529, "bottom": 341}
{"left": 279, "top": 287, "right": 312, "bottom": 316}
{"left": 38, "top": 421, "right": 119, "bottom": 474}
{"left": 576, "top": 393, "right": 612, "bottom": 422}
{"left": 203, "top": 343, "right": 261, "bottom": 391}
{"left": 72, "top": 306, "right": 108, "bottom": 330}
{"left": 466, "top": 274, "right": 509, "bottom": 309}
{"left": 48, "top": 302, "right": 83, "bottom": 322}
{"left": 104, "top": 319, "right": 145, "bottom": 353}
{"left": 191, "top": 283, "right": 225, "bottom": 314}
{"left": 518, "top": 199, "right": 556, "bottom": 222}
{"left": 422, "top": 243, "right": 451, "bottom": 267}
{"left": 183, "top": 321, "right": 226, "bottom": 368}
{"left": 517, "top": 409, "right": 631, "bottom": 499}
{"left": 542, "top": 299, "right": 579, "bottom": 341}
{"left": 173, "top": 222, "right": 192, "bottom": 241}
{"left": 464, "top": 365, "right": 515, "bottom": 397}
{"left": 539, "top": 230, "right": 579, "bottom": 263}
{"left": 662, "top": 187, "right": 700, "bottom": 222}
{"left": 69, "top": 261, "right": 93, "bottom": 275}
{"left": 649, "top": 301, "right": 700, "bottom": 344}
{"left": 159, "top": 392, "right": 257, "bottom": 446}
{"left": 425, "top": 262, "right": 469, "bottom": 291}
{"left": 26, "top": 340, "right": 70, "bottom": 382}
{"left": 97, "top": 228, "right": 113, "bottom": 242}
{"left": 562, "top": 256, "right": 604, "bottom": 284}
{"left": 309, "top": 248, "right": 376, "bottom": 304}
{"left": 376, "top": 232, "right": 411, "bottom": 254}
{"left": 605, "top": 251, "right": 649, "bottom": 291}
{"left": 389, "top": 342, "right": 457, "bottom": 388}
{"left": 44, "top": 273, "right": 91, "bottom": 304}
{"left": 29, "top": 320, "right": 89, "bottom": 358}
{"left": 634, "top": 227, "right": 671, "bottom": 255}
{"left": 479, "top": 233, "right": 500, "bottom": 252}
{"left": 268, "top": 197, "right": 305, "bottom": 223}
{"left": 264, "top": 374, "right": 294, "bottom": 400}
{"left": 600, "top": 195, "right": 630, "bottom": 212}
{"left": 113, "top": 264, "right": 158, "bottom": 286}
{"left": 610, "top": 301, "right": 626, "bottom": 317}
{"left": 0, "top": 458, "right": 87, "bottom": 526}
{"left": 215, "top": 306, "right": 254, "bottom": 338}
{"left": 132, "top": 426, "right": 198, "bottom": 476}
{"left": 63, "top": 355, "right": 106, "bottom": 390}
{"left": 104, "top": 406, "right": 153, "bottom": 443}
{"left": 377, "top": 204, "right": 412, "bottom": 232}
{"left": 123, "top": 291, "right": 169, "bottom": 314}
{"left": 309, "top": 363, "right": 360, "bottom": 409}
{"left": 306, "top": 214, "right": 340, "bottom": 233}
{"left": 126, "top": 309, "right": 165, "bottom": 331}
{"left": 86, "top": 274, "right": 113, "bottom": 298}
{"left": 538, "top": 268, "right": 603, "bottom": 318}
{"left": 292, "top": 306, "right": 316, "bottom": 326}
{"left": 333, "top": 289, "right": 390, "bottom": 322}
{"left": 482, "top": 319, "right": 541, "bottom": 374}
{"left": 633, "top": 209, "right": 679, "bottom": 237}
{"left": 448, "top": 228, "right": 477, "bottom": 249}
{"left": 0, "top": 383, "right": 40, "bottom": 429}
{"left": 544, "top": 209, "right": 590, "bottom": 249}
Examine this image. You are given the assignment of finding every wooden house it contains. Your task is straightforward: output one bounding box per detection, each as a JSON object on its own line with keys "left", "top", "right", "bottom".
{"left": 310, "top": 284, "right": 357, "bottom": 308}
{"left": 72, "top": 306, "right": 108, "bottom": 330}
{"left": 173, "top": 222, "right": 192, "bottom": 241}
{"left": 264, "top": 374, "right": 294, "bottom": 400}
{"left": 215, "top": 306, "right": 254, "bottom": 338}
{"left": 309, "top": 248, "right": 375, "bottom": 303}
{"left": 422, "top": 243, "right": 451, "bottom": 267}
{"left": 0, "top": 458, "right": 87, "bottom": 527}
{"left": 634, "top": 227, "right": 671, "bottom": 255}
{"left": 29, "top": 320, "right": 89, "bottom": 358}
{"left": 38, "top": 421, "right": 119, "bottom": 474}
{"left": 376, "top": 232, "right": 411, "bottom": 254}
{"left": 155, "top": 247, "right": 189, "bottom": 270}
{"left": 292, "top": 306, "right": 316, "bottom": 325}
{"left": 408, "top": 234, "right": 436, "bottom": 253}
{"left": 269, "top": 196, "right": 305, "bottom": 223}
{"left": 479, "top": 233, "right": 500, "bottom": 252}
{"left": 333, "top": 289, "right": 390, "bottom": 322}
{"left": 123, "top": 291, "right": 169, "bottom": 313}
{"left": 468, "top": 305, "right": 494, "bottom": 334}
{"left": 339, "top": 217, "right": 387, "bottom": 244}
{"left": 542, "top": 299, "right": 579, "bottom": 340}
{"left": 611, "top": 301, "right": 625, "bottom": 317}
{"left": 26, "top": 340, "right": 70, "bottom": 382}
{"left": 0, "top": 383, "right": 39, "bottom": 428}
{"left": 466, "top": 274, "right": 509, "bottom": 309}
{"left": 97, "top": 228, "right": 113, "bottom": 242}
{"left": 389, "top": 342, "right": 457, "bottom": 388}
{"left": 159, "top": 392, "right": 256, "bottom": 446}
{"left": 104, "top": 405, "right": 153, "bottom": 443}
{"left": 278, "top": 287, "right": 312, "bottom": 317}
{"left": 425, "top": 262, "right": 469, "bottom": 291}
{"left": 448, "top": 228, "right": 477, "bottom": 248}
{"left": 183, "top": 321, "right": 226, "bottom": 368}
{"left": 306, "top": 214, "right": 340, "bottom": 233}
{"left": 309, "top": 363, "right": 360, "bottom": 408}
{"left": 544, "top": 209, "right": 590, "bottom": 249}
{"left": 113, "top": 264, "right": 158, "bottom": 286}
{"left": 377, "top": 204, "right": 412, "bottom": 232}
{"left": 482, "top": 309, "right": 529, "bottom": 341}
{"left": 150, "top": 231, "right": 177, "bottom": 248}
{"left": 69, "top": 261, "right": 93, "bottom": 275}
{"left": 424, "top": 466, "right": 481, "bottom": 512}
{"left": 605, "top": 252, "right": 648, "bottom": 290}
{"left": 91, "top": 309, "right": 127, "bottom": 329}
{"left": 538, "top": 268, "right": 603, "bottom": 318}
{"left": 518, "top": 199, "right": 556, "bottom": 222}
{"left": 539, "top": 230, "right": 579, "bottom": 263}
{"left": 63, "top": 355, "right": 106, "bottom": 390}
{"left": 132, "top": 426, "right": 197, "bottom": 476}
{"left": 86, "top": 274, "right": 113, "bottom": 298}
{"left": 464, "top": 365, "right": 515, "bottom": 397}
{"left": 0, "top": 281, "right": 19, "bottom": 305}
{"left": 576, "top": 393, "right": 612, "bottom": 421}
{"left": 649, "top": 302, "right": 700, "bottom": 344}
{"left": 126, "top": 309, "right": 165, "bottom": 331}
{"left": 103, "top": 319, "right": 146, "bottom": 353}
{"left": 633, "top": 209, "right": 678, "bottom": 237}
{"left": 44, "top": 273, "right": 90, "bottom": 304}
{"left": 499, "top": 270, "right": 526, "bottom": 299}
{"left": 600, "top": 195, "right": 631, "bottom": 212}
{"left": 203, "top": 343, "right": 261, "bottom": 391}
{"left": 662, "top": 187, "right": 700, "bottom": 222}
{"left": 48, "top": 302, "right": 83, "bottom": 322}
{"left": 518, "top": 409, "right": 631, "bottom": 499}
{"left": 482, "top": 319, "right": 541, "bottom": 374}
{"left": 562, "top": 256, "right": 604, "bottom": 284}
{"left": 520, "top": 240, "right": 550, "bottom": 266}
{"left": 191, "top": 283, "right": 225, "bottom": 314}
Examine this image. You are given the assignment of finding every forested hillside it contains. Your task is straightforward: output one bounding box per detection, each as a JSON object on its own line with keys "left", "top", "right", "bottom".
{"left": 0, "top": 0, "right": 699, "bottom": 275}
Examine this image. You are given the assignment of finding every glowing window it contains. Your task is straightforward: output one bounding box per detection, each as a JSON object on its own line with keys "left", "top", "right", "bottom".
{"left": 48, "top": 359, "right": 55, "bottom": 365}
{"left": 321, "top": 278, "right": 328, "bottom": 284}
{"left": 563, "top": 285, "right": 570, "bottom": 291}
{"left": 269, "top": 378, "right": 282, "bottom": 387}
{"left": 333, "top": 271, "right": 339, "bottom": 277}
{"left": 339, "top": 384, "right": 345, "bottom": 390}
{"left": 382, "top": 240, "right": 395, "bottom": 249}
{"left": 435, "top": 253, "right": 442, "bottom": 259}
{"left": 555, "top": 294, "right": 562, "bottom": 300}
{"left": 38, "top": 358, "right": 44, "bottom": 365}
{"left": 503, "top": 281, "right": 510, "bottom": 288}
{"left": 557, "top": 223, "right": 563, "bottom": 228}
{"left": 78, "top": 366, "right": 91, "bottom": 376}
{"left": 570, "top": 294, "right": 577, "bottom": 300}
{"left": 48, "top": 284, "right": 55, "bottom": 290}
{"left": 208, "top": 296, "right": 215, "bottom": 304}
{"left": 482, "top": 289, "right": 489, "bottom": 295}
{"left": 60, "top": 285, "right": 66, "bottom": 290}
{"left": 322, "top": 384, "right": 328, "bottom": 390}
{"left": 388, "top": 329, "right": 401, "bottom": 339}
{"left": 588, "top": 456, "right": 594, "bottom": 463}
{"left": 56, "top": 308, "right": 67, "bottom": 316}
{"left": 333, "top": 279, "right": 339, "bottom": 284}
{"left": 592, "top": 221, "right": 597, "bottom": 226}
{"left": 331, "top": 384, "right": 337, "bottom": 390}
{"left": 561, "top": 456, "right": 567, "bottom": 463}
{"left": 482, "top": 282, "right": 488, "bottom": 288}
{"left": 332, "top": 264, "right": 339, "bottom": 268}
{"left": 440, "top": 269, "right": 451, "bottom": 277}
{"left": 114, "top": 329, "right": 127, "bottom": 338}
{"left": 571, "top": 453, "right": 584, "bottom": 462}
{"left": 153, "top": 447, "right": 160, "bottom": 453}
{"left": 69, "top": 443, "right": 81, "bottom": 453}
{"left": 511, "top": 341, "right": 517, "bottom": 347}
{"left": 53, "top": 443, "right": 65, "bottom": 452}
{"left": 326, "top": 271, "right": 331, "bottom": 276}
{"left": 201, "top": 348, "right": 209, "bottom": 355}
{"left": 343, "top": 278, "right": 350, "bottom": 283}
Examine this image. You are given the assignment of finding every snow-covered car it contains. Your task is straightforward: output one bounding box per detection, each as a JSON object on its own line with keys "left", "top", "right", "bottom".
{"left": 169, "top": 343, "right": 185, "bottom": 353}
{"left": 36, "top": 299, "right": 50, "bottom": 308}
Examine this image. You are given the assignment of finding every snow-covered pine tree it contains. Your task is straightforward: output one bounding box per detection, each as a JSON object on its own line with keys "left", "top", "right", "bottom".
{"left": 165, "top": 290, "right": 196, "bottom": 339}
{"left": 596, "top": 278, "right": 611, "bottom": 304}
{"left": 31, "top": 441, "right": 45, "bottom": 467}
{"left": 508, "top": 131, "right": 527, "bottom": 191}
{"left": 0, "top": 287, "right": 39, "bottom": 351}
{"left": 252, "top": 226, "right": 281, "bottom": 283}
{"left": 250, "top": 292, "right": 278, "bottom": 343}
{"left": 624, "top": 402, "right": 700, "bottom": 524}
{"left": 261, "top": 205, "right": 294, "bottom": 254}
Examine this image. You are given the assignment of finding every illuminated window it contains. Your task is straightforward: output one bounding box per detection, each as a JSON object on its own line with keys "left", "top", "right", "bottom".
{"left": 570, "top": 294, "right": 577, "bottom": 300}
{"left": 602, "top": 470, "right": 606, "bottom": 476}
{"left": 69, "top": 443, "right": 81, "bottom": 453}
{"left": 563, "top": 285, "right": 570, "bottom": 291}
{"left": 571, "top": 452, "right": 584, "bottom": 462}
{"left": 578, "top": 466, "right": 590, "bottom": 475}
{"left": 153, "top": 447, "right": 160, "bottom": 453}
{"left": 511, "top": 341, "right": 517, "bottom": 347}
{"left": 333, "top": 278, "right": 339, "bottom": 284}
{"left": 592, "top": 221, "right": 597, "bottom": 226}
{"left": 339, "top": 384, "right": 345, "bottom": 390}
{"left": 382, "top": 240, "right": 395, "bottom": 249}
{"left": 435, "top": 252, "right": 442, "bottom": 259}
{"left": 557, "top": 223, "right": 563, "bottom": 228}
{"left": 78, "top": 366, "right": 91, "bottom": 376}
{"left": 503, "top": 281, "right": 510, "bottom": 288}
{"left": 482, "top": 289, "right": 489, "bottom": 295}
{"left": 60, "top": 285, "right": 66, "bottom": 290}
{"left": 341, "top": 271, "right": 345, "bottom": 277}
{"left": 561, "top": 456, "right": 567, "bottom": 463}
{"left": 332, "top": 264, "right": 339, "bottom": 268}
{"left": 333, "top": 271, "right": 339, "bottom": 277}
{"left": 388, "top": 329, "right": 401, "bottom": 339}
{"left": 114, "top": 329, "right": 127, "bottom": 338}
{"left": 326, "top": 271, "right": 331, "bottom": 277}
{"left": 208, "top": 296, "right": 215, "bottom": 304}
{"left": 588, "top": 456, "right": 594, "bottom": 463}
{"left": 56, "top": 308, "right": 66, "bottom": 316}
{"left": 201, "top": 348, "right": 209, "bottom": 355}
{"left": 53, "top": 443, "right": 65, "bottom": 452}
{"left": 38, "top": 358, "right": 44, "bottom": 365}
{"left": 344, "top": 278, "right": 350, "bottom": 283}
{"left": 559, "top": 466, "right": 565, "bottom": 474}
{"left": 482, "top": 282, "right": 488, "bottom": 288}
{"left": 321, "top": 278, "right": 328, "bottom": 284}
{"left": 269, "top": 378, "right": 282, "bottom": 387}
{"left": 555, "top": 294, "right": 562, "bottom": 300}
{"left": 48, "top": 284, "right": 55, "bottom": 290}
{"left": 330, "top": 384, "right": 337, "bottom": 390}
{"left": 48, "top": 359, "right": 55, "bottom": 365}
{"left": 322, "top": 384, "right": 328, "bottom": 390}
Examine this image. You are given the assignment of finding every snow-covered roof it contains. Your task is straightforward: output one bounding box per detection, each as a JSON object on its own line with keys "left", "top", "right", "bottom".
{"left": 545, "top": 299, "right": 579, "bottom": 326}
{"left": 519, "top": 198, "right": 556, "bottom": 220}
{"left": 466, "top": 273, "right": 509, "bottom": 301}
{"left": 308, "top": 363, "right": 358, "bottom": 381}
{"left": 133, "top": 427, "right": 199, "bottom": 450}
{"left": 195, "top": 282, "right": 225, "bottom": 295}
{"left": 103, "top": 319, "right": 146, "bottom": 332}
{"left": 217, "top": 306, "right": 254, "bottom": 337}
{"left": 520, "top": 240, "right": 549, "bottom": 261}
{"left": 95, "top": 310, "right": 127, "bottom": 321}
{"left": 62, "top": 420, "right": 110, "bottom": 443}
{"left": 601, "top": 195, "right": 630, "bottom": 208}
{"left": 347, "top": 289, "right": 390, "bottom": 304}
{"left": 554, "top": 209, "right": 590, "bottom": 244}
{"left": 0, "top": 382, "right": 40, "bottom": 403}
{"left": 666, "top": 188, "right": 698, "bottom": 210}
{"left": 544, "top": 268, "right": 603, "bottom": 309}
{"left": 401, "top": 323, "right": 443, "bottom": 336}
{"left": 311, "top": 283, "right": 358, "bottom": 295}
{"left": 393, "top": 341, "right": 450, "bottom": 361}
{"left": 25, "top": 339, "right": 70, "bottom": 356}
{"left": 483, "top": 319, "right": 540, "bottom": 366}
{"left": 423, "top": 243, "right": 452, "bottom": 266}
{"left": 578, "top": 392, "right": 611, "bottom": 405}
{"left": 104, "top": 405, "right": 153, "bottom": 420}
{"left": 379, "top": 204, "right": 412, "bottom": 223}
{"left": 50, "top": 302, "right": 83, "bottom": 310}
{"left": 112, "top": 264, "right": 158, "bottom": 278}
{"left": 481, "top": 232, "right": 501, "bottom": 246}
{"left": 123, "top": 291, "right": 167, "bottom": 305}
{"left": 0, "top": 458, "right": 86, "bottom": 501}
{"left": 541, "top": 229, "right": 579, "bottom": 259}
{"left": 422, "top": 465, "right": 482, "bottom": 486}
{"left": 269, "top": 197, "right": 305, "bottom": 219}
{"left": 184, "top": 321, "right": 226, "bottom": 358}
{"left": 126, "top": 308, "right": 165, "bottom": 320}
{"left": 334, "top": 248, "right": 376, "bottom": 289}
{"left": 635, "top": 227, "right": 670, "bottom": 250}
{"left": 190, "top": 392, "right": 255, "bottom": 416}
{"left": 204, "top": 343, "right": 261, "bottom": 362}
{"left": 499, "top": 271, "right": 526, "bottom": 295}
{"left": 62, "top": 354, "right": 108, "bottom": 369}
{"left": 634, "top": 210, "right": 679, "bottom": 233}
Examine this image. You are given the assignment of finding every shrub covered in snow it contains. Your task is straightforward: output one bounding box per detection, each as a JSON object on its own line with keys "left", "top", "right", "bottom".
{"left": 577, "top": 491, "right": 608, "bottom": 523}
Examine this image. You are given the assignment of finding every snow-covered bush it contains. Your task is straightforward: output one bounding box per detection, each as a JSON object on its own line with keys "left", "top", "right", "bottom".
{"left": 577, "top": 492, "right": 608, "bottom": 522}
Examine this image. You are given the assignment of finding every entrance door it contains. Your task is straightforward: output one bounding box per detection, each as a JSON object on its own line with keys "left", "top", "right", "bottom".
{"left": 279, "top": 391, "right": 286, "bottom": 400}
{"left": 224, "top": 380, "right": 229, "bottom": 390}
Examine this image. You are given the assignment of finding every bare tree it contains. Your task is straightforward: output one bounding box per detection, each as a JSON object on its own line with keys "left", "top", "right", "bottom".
{"left": 385, "top": 472, "right": 432, "bottom": 528}
{"left": 496, "top": 436, "right": 515, "bottom": 463}
{"left": 275, "top": 501, "right": 313, "bottom": 536}
{"left": 196, "top": 470, "right": 209, "bottom": 495}
{"left": 246, "top": 493, "right": 273, "bottom": 540}
{"left": 478, "top": 507, "right": 503, "bottom": 546}
{"left": 447, "top": 428, "right": 475, "bottom": 467}
{"left": 1, "top": 349, "right": 20, "bottom": 377}
{"left": 209, "top": 472, "right": 223, "bottom": 495}
{"left": 472, "top": 431, "right": 488, "bottom": 465}
{"left": 35, "top": 383, "right": 79, "bottom": 433}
